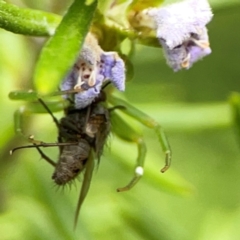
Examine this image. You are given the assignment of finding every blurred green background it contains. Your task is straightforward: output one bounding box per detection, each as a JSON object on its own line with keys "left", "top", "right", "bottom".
{"left": 0, "top": 0, "right": 240, "bottom": 239}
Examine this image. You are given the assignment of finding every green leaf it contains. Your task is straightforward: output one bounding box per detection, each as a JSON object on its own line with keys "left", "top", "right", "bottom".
{"left": 34, "top": 0, "right": 98, "bottom": 94}
{"left": 0, "top": 1, "right": 61, "bottom": 36}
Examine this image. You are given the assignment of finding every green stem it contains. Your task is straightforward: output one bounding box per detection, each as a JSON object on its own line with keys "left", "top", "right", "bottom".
{"left": 0, "top": 1, "right": 61, "bottom": 36}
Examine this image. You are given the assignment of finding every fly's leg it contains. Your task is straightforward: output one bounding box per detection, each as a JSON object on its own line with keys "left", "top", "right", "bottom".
{"left": 9, "top": 89, "right": 68, "bottom": 138}
{"left": 10, "top": 135, "right": 57, "bottom": 167}
{"left": 37, "top": 98, "right": 61, "bottom": 128}
{"left": 111, "top": 112, "right": 147, "bottom": 192}
{"left": 34, "top": 145, "right": 56, "bottom": 167}
{"left": 13, "top": 100, "right": 67, "bottom": 139}
{"left": 10, "top": 135, "right": 77, "bottom": 166}
{"left": 109, "top": 95, "right": 172, "bottom": 173}
{"left": 10, "top": 92, "right": 68, "bottom": 166}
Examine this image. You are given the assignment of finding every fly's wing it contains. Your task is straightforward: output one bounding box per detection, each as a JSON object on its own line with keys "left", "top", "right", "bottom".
{"left": 85, "top": 104, "right": 111, "bottom": 161}
{"left": 94, "top": 108, "right": 111, "bottom": 160}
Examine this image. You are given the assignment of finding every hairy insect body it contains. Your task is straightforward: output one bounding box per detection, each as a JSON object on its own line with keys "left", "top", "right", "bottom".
{"left": 52, "top": 141, "right": 90, "bottom": 185}
{"left": 52, "top": 104, "right": 110, "bottom": 185}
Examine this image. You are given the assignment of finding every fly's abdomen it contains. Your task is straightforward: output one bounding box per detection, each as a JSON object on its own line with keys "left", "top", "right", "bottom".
{"left": 52, "top": 139, "right": 90, "bottom": 185}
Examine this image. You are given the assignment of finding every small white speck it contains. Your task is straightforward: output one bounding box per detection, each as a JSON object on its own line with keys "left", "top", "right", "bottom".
{"left": 48, "top": 27, "right": 56, "bottom": 36}
{"left": 135, "top": 166, "right": 144, "bottom": 176}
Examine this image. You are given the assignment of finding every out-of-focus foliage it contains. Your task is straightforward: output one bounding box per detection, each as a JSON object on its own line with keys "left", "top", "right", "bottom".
{"left": 0, "top": 0, "right": 240, "bottom": 239}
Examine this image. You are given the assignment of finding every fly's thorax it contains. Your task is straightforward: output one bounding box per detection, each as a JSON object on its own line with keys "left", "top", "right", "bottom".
{"left": 52, "top": 140, "right": 90, "bottom": 185}
{"left": 59, "top": 109, "right": 88, "bottom": 141}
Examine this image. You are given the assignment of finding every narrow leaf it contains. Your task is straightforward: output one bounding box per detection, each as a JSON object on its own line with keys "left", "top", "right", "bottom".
{"left": 34, "top": 0, "right": 98, "bottom": 94}
{"left": 0, "top": 1, "right": 60, "bottom": 36}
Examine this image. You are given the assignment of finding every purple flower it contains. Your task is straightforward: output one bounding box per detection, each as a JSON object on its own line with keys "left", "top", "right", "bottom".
{"left": 159, "top": 27, "right": 212, "bottom": 71}
{"left": 61, "top": 33, "right": 125, "bottom": 109}
{"left": 74, "top": 80, "right": 102, "bottom": 109}
{"left": 136, "top": 0, "right": 213, "bottom": 71}
{"left": 100, "top": 52, "right": 125, "bottom": 91}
